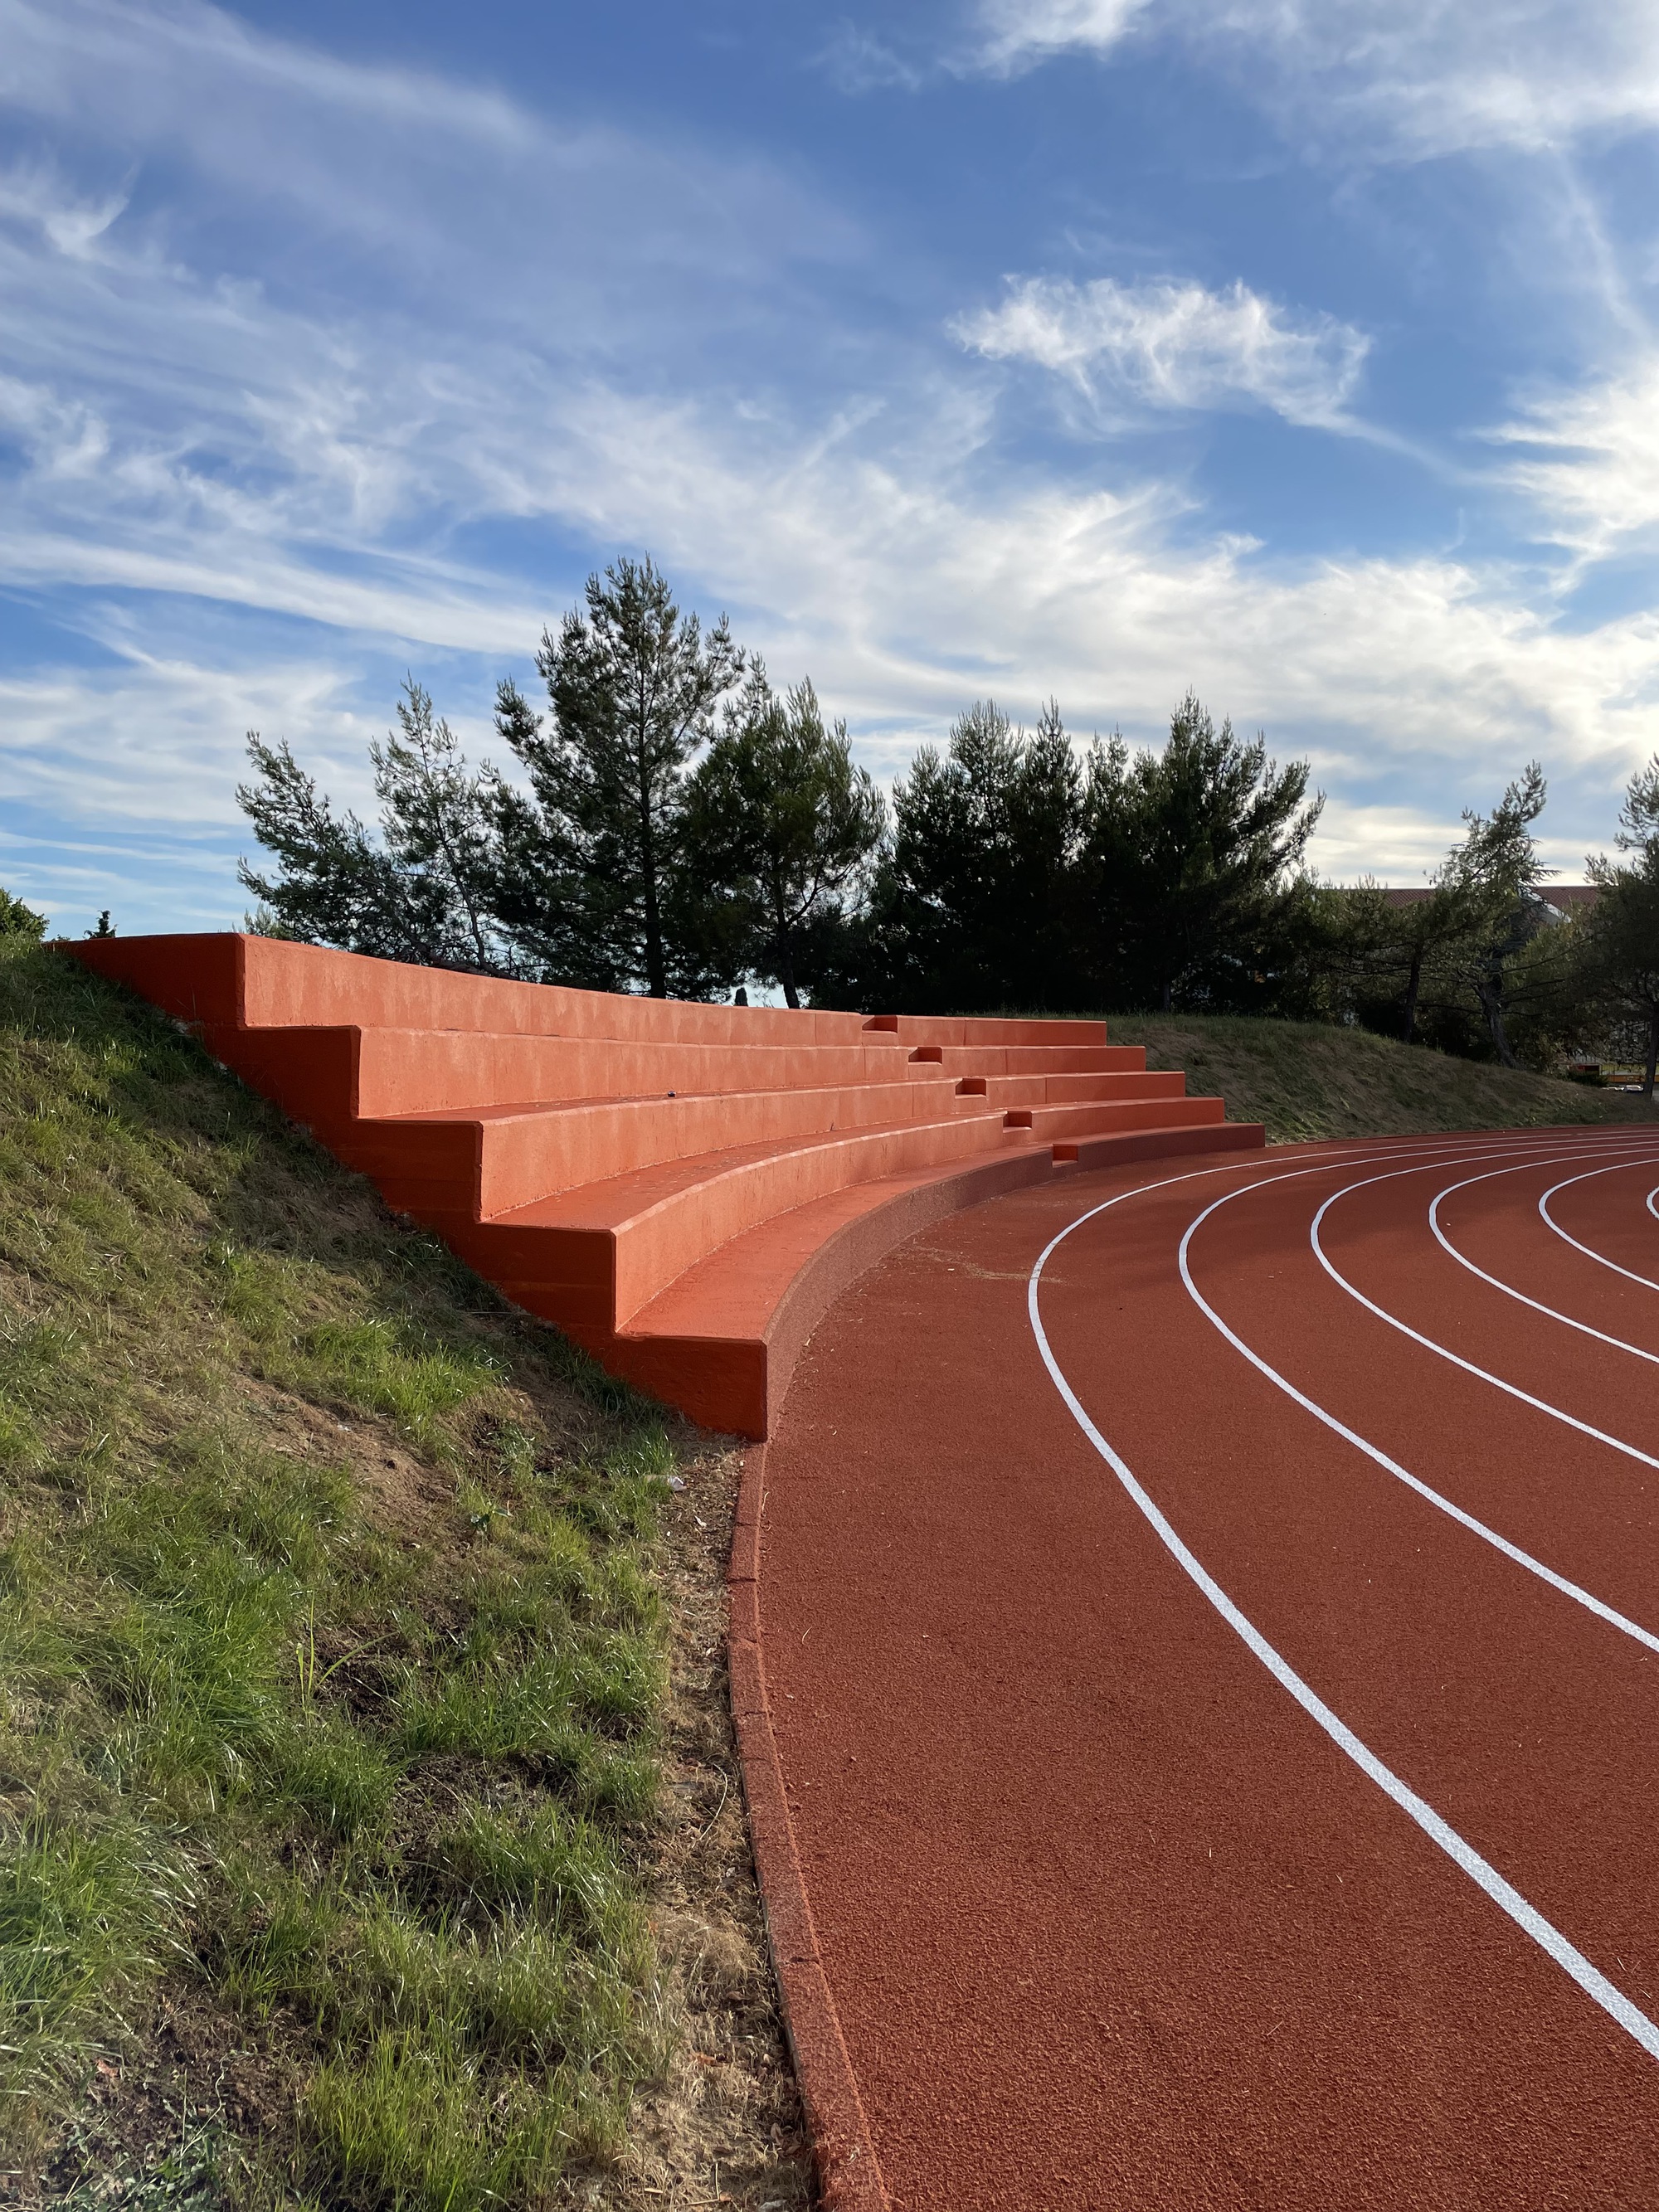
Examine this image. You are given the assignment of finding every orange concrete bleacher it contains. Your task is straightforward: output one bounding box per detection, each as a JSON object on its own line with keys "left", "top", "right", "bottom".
{"left": 70, "top": 935, "right": 1263, "bottom": 1436}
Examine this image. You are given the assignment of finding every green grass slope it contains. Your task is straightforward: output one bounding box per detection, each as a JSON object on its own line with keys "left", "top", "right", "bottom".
{"left": 0, "top": 940, "right": 688, "bottom": 2209}
{"left": 1107, "top": 1014, "right": 1659, "bottom": 1145}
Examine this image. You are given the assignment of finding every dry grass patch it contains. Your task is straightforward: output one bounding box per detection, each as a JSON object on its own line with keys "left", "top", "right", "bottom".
{"left": 1106, "top": 1014, "right": 1659, "bottom": 1144}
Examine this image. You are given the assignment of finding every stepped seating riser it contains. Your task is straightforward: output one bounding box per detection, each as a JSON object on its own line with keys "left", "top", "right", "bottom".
{"left": 924, "top": 1045, "right": 1140, "bottom": 1077}
{"left": 1023, "top": 1096, "right": 1224, "bottom": 1140}
{"left": 433, "top": 1110, "right": 1042, "bottom": 1338}
{"left": 323, "top": 1083, "right": 1028, "bottom": 1226}
{"left": 352, "top": 1029, "right": 924, "bottom": 1116}
{"left": 129, "top": 933, "right": 1114, "bottom": 1053}
{"left": 237, "top": 938, "right": 875, "bottom": 1046}
{"left": 197, "top": 1023, "right": 360, "bottom": 1130}
{"left": 978, "top": 1070, "right": 1185, "bottom": 1109}
{"left": 519, "top": 1111, "right": 1039, "bottom": 1329}
{"left": 68, "top": 935, "right": 1263, "bottom": 1437}
{"left": 877, "top": 1014, "right": 1109, "bottom": 1047}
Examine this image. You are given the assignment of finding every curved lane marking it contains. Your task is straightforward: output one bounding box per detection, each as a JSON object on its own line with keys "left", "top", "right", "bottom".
{"left": 1428, "top": 1164, "right": 1659, "bottom": 1365}
{"left": 1028, "top": 1180, "right": 1659, "bottom": 2066}
{"left": 1304, "top": 1147, "right": 1659, "bottom": 1475}
{"left": 1175, "top": 1145, "right": 1659, "bottom": 1655}
{"left": 1538, "top": 1161, "right": 1659, "bottom": 1293}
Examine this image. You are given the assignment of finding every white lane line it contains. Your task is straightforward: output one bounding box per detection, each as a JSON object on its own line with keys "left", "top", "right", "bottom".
{"left": 1650, "top": 1186, "right": 1659, "bottom": 1226}
{"left": 1027, "top": 1189, "right": 1659, "bottom": 2066}
{"left": 1539, "top": 1162, "right": 1659, "bottom": 1293}
{"left": 1172, "top": 1149, "right": 1659, "bottom": 1655}
{"left": 1428, "top": 1164, "right": 1659, "bottom": 1364}
{"left": 1304, "top": 1149, "right": 1659, "bottom": 1474}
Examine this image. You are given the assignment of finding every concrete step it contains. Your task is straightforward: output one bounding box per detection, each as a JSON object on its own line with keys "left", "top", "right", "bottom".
{"left": 1007, "top": 1096, "right": 1226, "bottom": 1140}
{"left": 921, "top": 1044, "right": 1144, "bottom": 1077}
{"left": 863, "top": 1014, "right": 1108, "bottom": 1046}
{"left": 198, "top": 1020, "right": 922, "bottom": 1125}
{"left": 966, "top": 1070, "right": 1185, "bottom": 1109}
{"left": 328, "top": 1073, "right": 998, "bottom": 1219}
{"left": 68, "top": 932, "right": 1265, "bottom": 1436}
{"left": 450, "top": 1108, "right": 1048, "bottom": 1335}
{"left": 610, "top": 1117, "right": 1264, "bottom": 1433}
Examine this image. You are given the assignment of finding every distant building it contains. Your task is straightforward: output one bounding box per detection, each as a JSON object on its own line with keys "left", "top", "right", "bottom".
{"left": 1379, "top": 884, "right": 1598, "bottom": 918}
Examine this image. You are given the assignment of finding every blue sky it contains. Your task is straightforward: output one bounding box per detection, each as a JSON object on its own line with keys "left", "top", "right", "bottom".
{"left": 4, "top": 0, "right": 1659, "bottom": 934}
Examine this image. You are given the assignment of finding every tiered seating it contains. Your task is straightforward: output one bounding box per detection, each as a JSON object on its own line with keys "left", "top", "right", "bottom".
{"left": 71, "top": 936, "right": 1262, "bottom": 1435}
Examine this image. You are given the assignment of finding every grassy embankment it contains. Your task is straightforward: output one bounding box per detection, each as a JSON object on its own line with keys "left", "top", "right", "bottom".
{"left": 1106, "top": 1014, "right": 1659, "bottom": 1144}
{"left": 0, "top": 938, "right": 803, "bottom": 2210}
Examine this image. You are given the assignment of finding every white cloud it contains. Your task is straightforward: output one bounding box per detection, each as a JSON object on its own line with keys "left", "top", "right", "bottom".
{"left": 0, "top": 646, "right": 377, "bottom": 829}
{"left": 7, "top": 351, "right": 1658, "bottom": 896}
{"left": 975, "top": 0, "right": 1152, "bottom": 76}
{"left": 816, "top": 22, "right": 928, "bottom": 93}
{"left": 953, "top": 275, "right": 1370, "bottom": 430}
{"left": 0, "top": 0, "right": 857, "bottom": 350}
{"left": 0, "top": 160, "right": 129, "bottom": 255}
{"left": 969, "top": 0, "right": 1659, "bottom": 158}
{"left": 2, "top": 0, "right": 1657, "bottom": 936}
{"left": 1491, "top": 357, "right": 1659, "bottom": 564}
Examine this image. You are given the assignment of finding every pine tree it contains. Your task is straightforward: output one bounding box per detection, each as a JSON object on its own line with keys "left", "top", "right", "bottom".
{"left": 498, "top": 558, "right": 743, "bottom": 997}
{"left": 1436, "top": 763, "right": 1550, "bottom": 1067}
{"left": 237, "top": 680, "right": 508, "bottom": 972}
{"left": 0, "top": 887, "right": 47, "bottom": 938}
{"left": 869, "top": 700, "right": 1087, "bottom": 1012}
{"left": 1081, "top": 693, "right": 1321, "bottom": 1011}
{"left": 371, "top": 681, "right": 502, "bottom": 974}
{"left": 1575, "top": 756, "right": 1659, "bottom": 1093}
{"left": 683, "top": 668, "right": 884, "bottom": 1007}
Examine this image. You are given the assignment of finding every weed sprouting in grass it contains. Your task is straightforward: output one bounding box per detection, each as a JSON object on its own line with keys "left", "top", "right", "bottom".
{"left": 0, "top": 938, "right": 682, "bottom": 2202}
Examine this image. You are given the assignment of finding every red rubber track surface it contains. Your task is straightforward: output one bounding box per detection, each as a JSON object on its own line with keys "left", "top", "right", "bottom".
{"left": 755, "top": 1130, "right": 1659, "bottom": 2210}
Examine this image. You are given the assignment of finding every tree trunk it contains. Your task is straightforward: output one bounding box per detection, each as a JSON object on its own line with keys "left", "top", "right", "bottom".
{"left": 1401, "top": 946, "right": 1423, "bottom": 1043}
{"left": 1646, "top": 1007, "right": 1659, "bottom": 1099}
{"left": 775, "top": 907, "right": 800, "bottom": 1010}
{"left": 1476, "top": 976, "right": 1520, "bottom": 1068}
{"left": 639, "top": 760, "right": 665, "bottom": 998}
{"left": 1159, "top": 977, "right": 1173, "bottom": 1012}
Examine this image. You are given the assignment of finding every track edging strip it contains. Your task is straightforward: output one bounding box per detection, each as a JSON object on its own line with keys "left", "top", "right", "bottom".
{"left": 729, "top": 1441, "right": 890, "bottom": 2212}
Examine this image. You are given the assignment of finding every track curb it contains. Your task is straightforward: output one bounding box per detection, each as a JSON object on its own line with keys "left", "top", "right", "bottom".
{"left": 728, "top": 1438, "right": 889, "bottom": 2212}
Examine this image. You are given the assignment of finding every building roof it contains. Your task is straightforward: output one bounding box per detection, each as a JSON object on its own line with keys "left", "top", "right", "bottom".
{"left": 1379, "top": 884, "right": 1599, "bottom": 912}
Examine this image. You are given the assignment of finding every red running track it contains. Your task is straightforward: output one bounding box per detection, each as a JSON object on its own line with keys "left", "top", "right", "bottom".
{"left": 753, "top": 1130, "right": 1659, "bottom": 2210}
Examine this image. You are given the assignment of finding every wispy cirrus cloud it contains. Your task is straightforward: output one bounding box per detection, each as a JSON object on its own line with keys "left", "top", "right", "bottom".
{"left": 815, "top": 22, "right": 930, "bottom": 94}
{"left": 0, "top": 0, "right": 859, "bottom": 352}
{"left": 1491, "top": 356, "right": 1659, "bottom": 565}
{"left": 3, "top": 0, "right": 1659, "bottom": 941}
{"left": 968, "top": 0, "right": 1659, "bottom": 157}
{"left": 973, "top": 0, "right": 1152, "bottom": 79}
{"left": 953, "top": 275, "right": 1370, "bottom": 431}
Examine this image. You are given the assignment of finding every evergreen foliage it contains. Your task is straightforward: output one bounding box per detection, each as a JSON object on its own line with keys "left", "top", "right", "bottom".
{"left": 682, "top": 667, "right": 883, "bottom": 1007}
{"left": 1436, "top": 763, "right": 1552, "bottom": 1067}
{"left": 238, "top": 682, "right": 508, "bottom": 974}
{"left": 844, "top": 700, "right": 1085, "bottom": 1013}
{"left": 1078, "top": 693, "right": 1322, "bottom": 1012}
{"left": 0, "top": 886, "right": 47, "bottom": 938}
{"left": 1572, "top": 756, "right": 1659, "bottom": 1092}
{"left": 1321, "top": 764, "right": 1564, "bottom": 1066}
{"left": 225, "top": 547, "right": 1647, "bottom": 1070}
{"left": 496, "top": 557, "right": 743, "bottom": 997}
